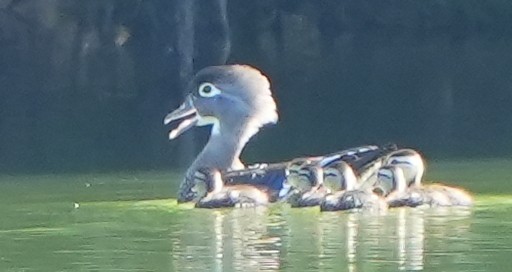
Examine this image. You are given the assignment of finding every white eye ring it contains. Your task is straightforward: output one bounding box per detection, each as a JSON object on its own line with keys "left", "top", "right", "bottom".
{"left": 198, "top": 83, "right": 221, "bottom": 97}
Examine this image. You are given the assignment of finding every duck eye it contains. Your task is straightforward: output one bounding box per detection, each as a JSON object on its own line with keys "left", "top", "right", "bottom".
{"left": 198, "top": 83, "right": 221, "bottom": 97}
{"left": 203, "top": 85, "right": 211, "bottom": 93}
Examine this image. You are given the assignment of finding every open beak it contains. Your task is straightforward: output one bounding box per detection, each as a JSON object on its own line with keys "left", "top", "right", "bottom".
{"left": 163, "top": 95, "right": 199, "bottom": 140}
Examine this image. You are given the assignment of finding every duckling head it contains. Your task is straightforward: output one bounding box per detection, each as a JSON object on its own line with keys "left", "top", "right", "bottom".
{"left": 283, "top": 158, "right": 316, "bottom": 192}
{"left": 323, "top": 161, "right": 358, "bottom": 192}
{"left": 294, "top": 165, "right": 323, "bottom": 193}
{"left": 292, "top": 165, "right": 330, "bottom": 207}
{"left": 183, "top": 167, "right": 225, "bottom": 203}
{"left": 374, "top": 165, "right": 407, "bottom": 196}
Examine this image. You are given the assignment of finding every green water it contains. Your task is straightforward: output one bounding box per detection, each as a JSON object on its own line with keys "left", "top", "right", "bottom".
{"left": 1, "top": 160, "right": 511, "bottom": 272}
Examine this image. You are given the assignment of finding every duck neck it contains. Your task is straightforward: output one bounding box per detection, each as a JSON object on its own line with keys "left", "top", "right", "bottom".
{"left": 187, "top": 118, "right": 258, "bottom": 177}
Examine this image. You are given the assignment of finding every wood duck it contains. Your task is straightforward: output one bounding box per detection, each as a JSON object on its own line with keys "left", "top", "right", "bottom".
{"left": 192, "top": 168, "right": 270, "bottom": 208}
{"left": 375, "top": 162, "right": 473, "bottom": 208}
{"left": 320, "top": 161, "right": 388, "bottom": 212}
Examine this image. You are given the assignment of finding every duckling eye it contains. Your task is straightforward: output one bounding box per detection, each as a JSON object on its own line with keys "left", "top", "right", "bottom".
{"left": 198, "top": 83, "right": 221, "bottom": 98}
{"left": 324, "top": 172, "right": 337, "bottom": 178}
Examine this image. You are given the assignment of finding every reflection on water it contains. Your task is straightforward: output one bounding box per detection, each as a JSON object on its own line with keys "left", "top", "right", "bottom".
{"left": 398, "top": 208, "right": 424, "bottom": 271}
{"left": 168, "top": 207, "right": 473, "bottom": 272}
{"left": 171, "top": 208, "right": 282, "bottom": 271}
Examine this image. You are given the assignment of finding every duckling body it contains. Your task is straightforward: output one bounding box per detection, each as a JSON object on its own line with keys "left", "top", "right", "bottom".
{"left": 377, "top": 164, "right": 473, "bottom": 208}
{"left": 196, "top": 184, "right": 270, "bottom": 208}
{"left": 192, "top": 168, "right": 270, "bottom": 208}
{"left": 319, "top": 161, "right": 388, "bottom": 212}
{"left": 321, "top": 189, "right": 387, "bottom": 212}
{"left": 438, "top": 184, "right": 473, "bottom": 206}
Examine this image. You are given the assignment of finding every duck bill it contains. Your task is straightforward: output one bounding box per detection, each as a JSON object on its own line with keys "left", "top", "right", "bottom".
{"left": 163, "top": 96, "right": 199, "bottom": 140}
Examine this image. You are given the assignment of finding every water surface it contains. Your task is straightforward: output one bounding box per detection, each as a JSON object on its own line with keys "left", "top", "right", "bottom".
{"left": 1, "top": 160, "right": 511, "bottom": 271}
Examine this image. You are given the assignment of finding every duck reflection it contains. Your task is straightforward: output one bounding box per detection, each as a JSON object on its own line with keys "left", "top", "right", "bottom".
{"left": 346, "top": 213, "right": 359, "bottom": 272}
{"left": 170, "top": 206, "right": 471, "bottom": 271}
{"left": 216, "top": 208, "right": 281, "bottom": 271}
{"left": 396, "top": 208, "right": 425, "bottom": 271}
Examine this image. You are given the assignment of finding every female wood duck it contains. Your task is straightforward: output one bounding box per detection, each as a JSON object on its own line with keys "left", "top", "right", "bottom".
{"left": 192, "top": 167, "right": 270, "bottom": 208}
{"left": 375, "top": 164, "right": 473, "bottom": 208}
{"left": 320, "top": 161, "right": 388, "bottom": 212}
{"left": 164, "top": 64, "right": 401, "bottom": 203}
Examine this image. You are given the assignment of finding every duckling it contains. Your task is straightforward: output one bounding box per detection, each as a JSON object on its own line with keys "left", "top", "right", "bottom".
{"left": 192, "top": 168, "right": 270, "bottom": 208}
{"left": 287, "top": 165, "right": 329, "bottom": 207}
{"left": 375, "top": 165, "right": 473, "bottom": 208}
{"left": 384, "top": 149, "right": 425, "bottom": 187}
{"left": 283, "top": 158, "right": 320, "bottom": 189}
{"left": 320, "top": 161, "right": 388, "bottom": 212}
{"left": 322, "top": 161, "right": 359, "bottom": 192}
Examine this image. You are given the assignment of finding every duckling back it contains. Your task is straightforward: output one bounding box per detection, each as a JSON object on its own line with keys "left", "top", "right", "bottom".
{"left": 195, "top": 184, "right": 270, "bottom": 209}
{"left": 320, "top": 189, "right": 387, "bottom": 212}
{"left": 227, "top": 184, "right": 270, "bottom": 207}
{"left": 425, "top": 183, "right": 474, "bottom": 207}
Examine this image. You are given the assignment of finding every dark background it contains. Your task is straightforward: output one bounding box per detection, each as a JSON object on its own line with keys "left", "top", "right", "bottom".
{"left": 1, "top": 0, "right": 511, "bottom": 173}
